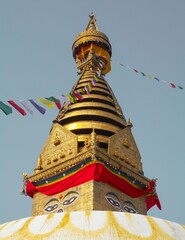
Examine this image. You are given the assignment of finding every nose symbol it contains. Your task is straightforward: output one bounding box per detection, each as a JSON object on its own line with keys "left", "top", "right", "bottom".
{"left": 57, "top": 208, "right": 63, "bottom": 213}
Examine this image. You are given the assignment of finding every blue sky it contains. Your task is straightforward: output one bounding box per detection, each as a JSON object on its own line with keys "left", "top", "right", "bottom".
{"left": 1, "top": 0, "right": 185, "bottom": 225}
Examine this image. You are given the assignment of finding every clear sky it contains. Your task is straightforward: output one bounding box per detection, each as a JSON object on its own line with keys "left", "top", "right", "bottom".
{"left": 1, "top": 0, "right": 185, "bottom": 225}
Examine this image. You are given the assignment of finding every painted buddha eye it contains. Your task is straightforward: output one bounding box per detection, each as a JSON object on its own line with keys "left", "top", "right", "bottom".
{"left": 43, "top": 198, "right": 59, "bottom": 213}
{"left": 44, "top": 203, "right": 59, "bottom": 213}
{"left": 124, "top": 206, "right": 136, "bottom": 213}
{"left": 62, "top": 196, "right": 78, "bottom": 206}
{"left": 106, "top": 196, "right": 121, "bottom": 209}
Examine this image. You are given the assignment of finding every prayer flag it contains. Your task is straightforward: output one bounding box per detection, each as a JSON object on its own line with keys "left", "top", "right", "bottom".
{"left": 46, "top": 97, "right": 61, "bottom": 109}
{"left": 70, "top": 93, "right": 77, "bottom": 102}
{"left": 54, "top": 102, "right": 61, "bottom": 109}
{"left": 66, "top": 93, "right": 77, "bottom": 103}
{"left": 95, "top": 71, "right": 101, "bottom": 77}
{"left": 37, "top": 98, "right": 55, "bottom": 108}
{"left": 147, "top": 75, "right": 153, "bottom": 79}
{"left": 78, "top": 89, "right": 85, "bottom": 94}
{"left": 57, "top": 95, "right": 71, "bottom": 105}
{"left": 7, "top": 100, "right": 27, "bottom": 116}
{"left": 88, "top": 83, "right": 92, "bottom": 92}
{"left": 125, "top": 65, "right": 132, "bottom": 70}
{"left": 99, "top": 59, "right": 106, "bottom": 65}
{"left": 84, "top": 85, "right": 90, "bottom": 94}
{"left": 99, "top": 62, "right": 104, "bottom": 69}
{"left": 29, "top": 99, "right": 46, "bottom": 114}
{"left": 178, "top": 86, "right": 183, "bottom": 90}
{"left": 66, "top": 94, "right": 74, "bottom": 103}
{"left": 133, "top": 69, "right": 139, "bottom": 73}
{"left": 154, "top": 77, "right": 160, "bottom": 81}
{"left": 140, "top": 72, "right": 146, "bottom": 76}
{"left": 91, "top": 78, "right": 96, "bottom": 87}
{"left": 73, "top": 91, "right": 83, "bottom": 101}
{"left": 170, "top": 83, "right": 176, "bottom": 88}
{"left": 161, "top": 80, "right": 168, "bottom": 84}
{"left": 94, "top": 75, "right": 99, "bottom": 82}
{"left": 99, "top": 56, "right": 107, "bottom": 61}
{"left": 0, "top": 101, "right": 12, "bottom": 115}
{"left": 20, "top": 100, "right": 33, "bottom": 115}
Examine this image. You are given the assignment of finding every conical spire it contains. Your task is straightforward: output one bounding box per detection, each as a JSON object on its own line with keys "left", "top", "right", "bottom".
{"left": 55, "top": 15, "right": 127, "bottom": 151}
{"left": 55, "top": 67, "right": 127, "bottom": 151}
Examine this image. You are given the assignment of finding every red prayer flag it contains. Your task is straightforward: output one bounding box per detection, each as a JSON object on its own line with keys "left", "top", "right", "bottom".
{"left": 84, "top": 85, "right": 90, "bottom": 94}
{"left": 55, "top": 102, "right": 61, "bottom": 109}
{"left": 170, "top": 83, "right": 176, "bottom": 88}
{"left": 73, "top": 91, "right": 83, "bottom": 101}
{"left": 7, "top": 100, "right": 27, "bottom": 116}
{"left": 46, "top": 97, "right": 62, "bottom": 109}
{"left": 99, "top": 56, "right": 107, "bottom": 61}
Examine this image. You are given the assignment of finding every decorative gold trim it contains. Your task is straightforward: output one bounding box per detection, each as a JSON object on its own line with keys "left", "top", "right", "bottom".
{"left": 72, "top": 30, "right": 112, "bottom": 54}
{"left": 28, "top": 146, "right": 149, "bottom": 186}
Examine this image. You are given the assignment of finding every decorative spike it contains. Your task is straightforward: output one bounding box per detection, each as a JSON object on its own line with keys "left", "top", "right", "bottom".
{"left": 86, "top": 13, "right": 99, "bottom": 31}
{"left": 127, "top": 118, "right": 133, "bottom": 127}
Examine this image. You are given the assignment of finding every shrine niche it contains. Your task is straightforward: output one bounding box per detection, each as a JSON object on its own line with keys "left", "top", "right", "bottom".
{"left": 36, "top": 123, "right": 78, "bottom": 170}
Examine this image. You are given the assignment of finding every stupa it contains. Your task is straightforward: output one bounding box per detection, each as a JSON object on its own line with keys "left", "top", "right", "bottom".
{"left": 0, "top": 14, "right": 184, "bottom": 240}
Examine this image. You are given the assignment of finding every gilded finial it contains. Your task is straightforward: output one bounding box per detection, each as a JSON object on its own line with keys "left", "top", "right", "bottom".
{"left": 34, "top": 155, "right": 43, "bottom": 173}
{"left": 154, "top": 178, "right": 158, "bottom": 184}
{"left": 22, "top": 172, "right": 28, "bottom": 179}
{"left": 127, "top": 118, "right": 133, "bottom": 127}
{"left": 21, "top": 173, "right": 28, "bottom": 195}
{"left": 91, "top": 128, "right": 97, "bottom": 146}
{"left": 86, "top": 13, "right": 99, "bottom": 31}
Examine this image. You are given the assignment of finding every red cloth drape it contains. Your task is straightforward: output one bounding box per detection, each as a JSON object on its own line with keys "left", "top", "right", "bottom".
{"left": 26, "top": 163, "right": 161, "bottom": 210}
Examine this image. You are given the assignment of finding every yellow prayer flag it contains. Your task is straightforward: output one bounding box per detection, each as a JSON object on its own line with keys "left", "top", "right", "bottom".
{"left": 88, "top": 83, "right": 92, "bottom": 92}
{"left": 37, "top": 98, "right": 55, "bottom": 108}
{"left": 94, "top": 75, "right": 99, "bottom": 82}
{"left": 66, "top": 94, "right": 74, "bottom": 103}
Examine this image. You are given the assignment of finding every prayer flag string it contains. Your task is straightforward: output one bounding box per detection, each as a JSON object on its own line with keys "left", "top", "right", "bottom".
{"left": 116, "top": 62, "right": 183, "bottom": 90}
{"left": 0, "top": 57, "right": 106, "bottom": 116}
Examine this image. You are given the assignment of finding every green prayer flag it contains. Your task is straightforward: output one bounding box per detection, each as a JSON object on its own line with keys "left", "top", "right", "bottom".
{"left": 70, "top": 93, "right": 77, "bottom": 102}
{"left": 0, "top": 101, "right": 12, "bottom": 115}
{"left": 178, "top": 86, "right": 183, "bottom": 90}
{"left": 46, "top": 96, "right": 60, "bottom": 103}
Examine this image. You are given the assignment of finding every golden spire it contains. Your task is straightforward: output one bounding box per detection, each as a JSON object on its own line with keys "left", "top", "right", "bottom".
{"left": 54, "top": 15, "right": 127, "bottom": 153}
{"left": 25, "top": 16, "right": 151, "bottom": 217}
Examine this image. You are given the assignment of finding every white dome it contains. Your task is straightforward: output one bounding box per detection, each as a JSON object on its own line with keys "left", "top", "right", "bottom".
{"left": 0, "top": 211, "right": 184, "bottom": 240}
